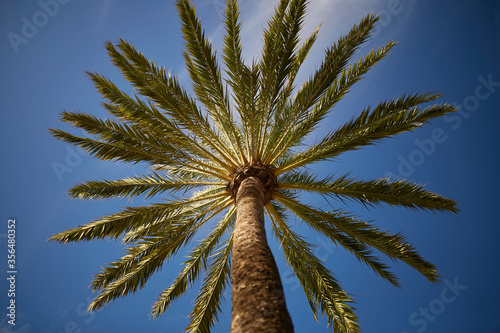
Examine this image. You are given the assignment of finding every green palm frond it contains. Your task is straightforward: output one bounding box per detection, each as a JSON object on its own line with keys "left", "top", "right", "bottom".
{"left": 151, "top": 207, "right": 235, "bottom": 319}
{"left": 286, "top": 13, "right": 379, "bottom": 113}
{"left": 50, "top": 203, "right": 171, "bottom": 243}
{"left": 121, "top": 197, "right": 233, "bottom": 244}
{"left": 185, "top": 235, "right": 233, "bottom": 333}
{"left": 259, "top": 0, "right": 306, "bottom": 113}
{"left": 256, "top": 0, "right": 309, "bottom": 159}
{"left": 88, "top": 196, "right": 231, "bottom": 312}
{"left": 275, "top": 192, "right": 440, "bottom": 282}
{"left": 279, "top": 171, "right": 458, "bottom": 213}
{"left": 267, "top": 203, "right": 359, "bottom": 332}
{"left": 222, "top": 0, "right": 261, "bottom": 163}
{"left": 273, "top": 191, "right": 400, "bottom": 287}
{"left": 276, "top": 93, "right": 457, "bottom": 174}
{"left": 57, "top": 110, "right": 216, "bottom": 171}
{"left": 287, "top": 24, "right": 320, "bottom": 89}
{"left": 177, "top": 0, "right": 245, "bottom": 165}
{"left": 261, "top": 13, "right": 379, "bottom": 164}
{"left": 50, "top": 128, "right": 168, "bottom": 164}
{"left": 85, "top": 71, "right": 207, "bottom": 162}
{"left": 89, "top": 234, "right": 179, "bottom": 311}
{"left": 265, "top": 40, "right": 398, "bottom": 165}
{"left": 69, "top": 172, "right": 224, "bottom": 200}
{"left": 153, "top": 164, "right": 228, "bottom": 182}
{"left": 222, "top": 0, "right": 244, "bottom": 90}
{"left": 51, "top": 117, "right": 226, "bottom": 180}
{"left": 105, "top": 39, "right": 240, "bottom": 169}
{"left": 50, "top": 187, "right": 226, "bottom": 243}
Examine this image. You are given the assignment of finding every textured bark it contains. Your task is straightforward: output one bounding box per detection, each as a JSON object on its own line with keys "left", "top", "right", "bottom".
{"left": 230, "top": 177, "right": 294, "bottom": 333}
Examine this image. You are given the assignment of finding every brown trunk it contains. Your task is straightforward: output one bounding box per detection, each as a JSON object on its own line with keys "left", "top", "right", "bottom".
{"left": 230, "top": 177, "right": 294, "bottom": 332}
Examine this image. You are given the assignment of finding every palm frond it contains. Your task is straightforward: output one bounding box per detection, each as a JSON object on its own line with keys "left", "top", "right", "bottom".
{"left": 262, "top": 14, "right": 380, "bottom": 164}
{"left": 290, "top": 13, "right": 379, "bottom": 112}
{"left": 259, "top": 0, "right": 304, "bottom": 112}
{"left": 85, "top": 71, "right": 217, "bottom": 167}
{"left": 88, "top": 197, "right": 231, "bottom": 312}
{"left": 105, "top": 40, "right": 240, "bottom": 169}
{"left": 185, "top": 235, "right": 233, "bottom": 333}
{"left": 257, "top": 0, "right": 308, "bottom": 157}
{"left": 121, "top": 197, "right": 233, "bottom": 244}
{"left": 58, "top": 110, "right": 221, "bottom": 171}
{"left": 177, "top": 0, "right": 245, "bottom": 164}
{"left": 51, "top": 127, "right": 225, "bottom": 181}
{"left": 49, "top": 203, "right": 171, "bottom": 243}
{"left": 277, "top": 93, "right": 457, "bottom": 174}
{"left": 49, "top": 187, "right": 227, "bottom": 243}
{"left": 272, "top": 191, "right": 401, "bottom": 288}
{"left": 267, "top": 203, "right": 359, "bottom": 333}
{"left": 233, "top": 62, "right": 261, "bottom": 163}
{"left": 279, "top": 171, "right": 458, "bottom": 213}
{"left": 274, "top": 192, "right": 441, "bottom": 283}
{"left": 50, "top": 128, "right": 169, "bottom": 165}
{"left": 89, "top": 233, "right": 190, "bottom": 311}
{"left": 153, "top": 164, "right": 228, "bottom": 182}
{"left": 69, "top": 172, "right": 224, "bottom": 200}
{"left": 287, "top": 24, "right": 320, "bottom": 89}
{"left": 222, "top": 0, "right": 244, "bottom": 89}
{"left": 262, "top": 24, "right": 321, "bottom": 163}
{"left": 222, "top": 0, "right": 260, "bottom": 163}
{"left": 151, "top": 207, "right": 235, "bottom": 319}
{"left": 266, "top": 40, "right": 398, "bottom": 165}
{"left": 85, "top": 72, "right": 186, "bottom": 145}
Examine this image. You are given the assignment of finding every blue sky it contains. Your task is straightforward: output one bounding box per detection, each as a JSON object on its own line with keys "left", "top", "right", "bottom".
{"left": 1, "top": 0, "right": 500, "bottom": 332}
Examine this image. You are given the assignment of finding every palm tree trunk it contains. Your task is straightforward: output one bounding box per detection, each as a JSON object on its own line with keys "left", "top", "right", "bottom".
{"left": 230, "top": 176, "right": 294, "bottom": 332}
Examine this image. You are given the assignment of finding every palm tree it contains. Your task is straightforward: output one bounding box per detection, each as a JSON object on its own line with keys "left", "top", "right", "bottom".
{"left": 49, "top": 0, "right": 458, "bottom": 332}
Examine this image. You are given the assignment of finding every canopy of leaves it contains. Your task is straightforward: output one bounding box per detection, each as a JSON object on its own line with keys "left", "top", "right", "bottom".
{"left": 49, "top": 0, "right": 458, "bottom": 332}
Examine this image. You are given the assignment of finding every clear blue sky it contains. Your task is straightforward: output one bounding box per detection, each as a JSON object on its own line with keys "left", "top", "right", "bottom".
{"left": 1, "top": 0, "right": 500, "bottom": 332}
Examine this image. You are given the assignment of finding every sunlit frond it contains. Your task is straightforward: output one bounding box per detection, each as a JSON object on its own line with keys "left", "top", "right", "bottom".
{"left": 272, "top": 191, "right": 400, "bottom": 288}
{"left": 266, "top": 40, "right": 398, "bottom": 164}
{"left": 275, "top": 192, "right": 441, "bottom": 283}
{"left": 277, "top": 94, "right": 457, "bottom": 174}
{"left": 106, "top": 39, "right": 240, "bottom": 170}
{"left": 177, "top": 0, "right": 246, "bottom": 165}
{"left": 185, "top": 235, "right": 233, "bottom": 332}
{"left": 49, "top": 187, "right": 227, "bottom": 243}
{"left": 88, "top": 196, "right": 231, "bottom": 312}
{"left": 222, "top": 0, "right": 260, "bottom": 163}
{"left": 69, "top": 172, "right": 224, "bottom": 200}
{"left": 279, "top": 171, "right": 458, "bottom": 213}
{"left": 257, "top": 0, "right": 308, "bottom": 158}
{"left": 267, "top": 203, "right": 359, "bottom": 332}
{"left": 262, "top": 14, "right": 380, "bottom": 164}
{"left": 151, "top": 207, "right": 235, "bottom": 319}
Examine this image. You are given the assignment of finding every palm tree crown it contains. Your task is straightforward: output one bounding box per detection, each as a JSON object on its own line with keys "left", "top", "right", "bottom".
{"left": 49, "top": 0, "right": 458, "bottom": 332}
